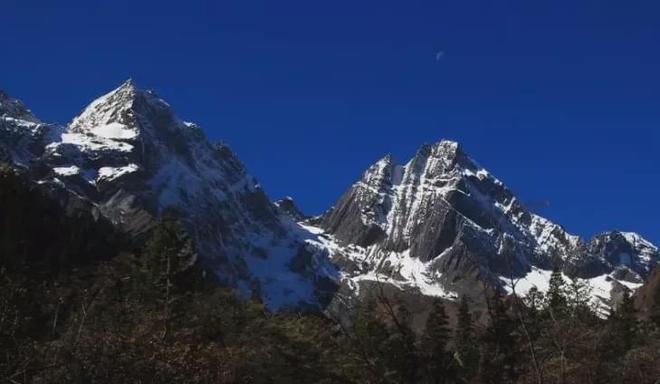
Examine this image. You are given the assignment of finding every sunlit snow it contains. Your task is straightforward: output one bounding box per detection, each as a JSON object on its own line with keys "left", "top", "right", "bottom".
{"left": 90, "top": 122, "right": 138, "bottom": 139}
{"left": 97, "top": 164, "right": 139, "bottom": 182}
{"left": 53, "top": 165, "right": 80, "bottom": 176}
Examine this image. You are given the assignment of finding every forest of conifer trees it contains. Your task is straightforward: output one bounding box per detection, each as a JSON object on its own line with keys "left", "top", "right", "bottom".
{"left": 1, "top": 214, "right": 659, "bottom": 383}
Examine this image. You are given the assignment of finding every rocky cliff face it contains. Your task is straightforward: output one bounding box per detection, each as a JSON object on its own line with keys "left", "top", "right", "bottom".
{"left": 1, "top": 83, "right": 657, "bottom": 312}
{"left": 275, "top": 197, "right": 308, "bottom": 222}
{"left": 634, "top": 265, "right": 660, "bottom": 321}
{"left": 315, "top": 140, "right": 659, "bottom": 307}
{"left": 0, "top": 165, "right": 126, "bottom": 272}
{"left": 0, "top": 82, "right": 337, "bottom": 310}
{"left": 0, "top": 91, "right": 58, "bottom": 166}
{"left": 39, "top": 81, "right": 282, "bottom": 248}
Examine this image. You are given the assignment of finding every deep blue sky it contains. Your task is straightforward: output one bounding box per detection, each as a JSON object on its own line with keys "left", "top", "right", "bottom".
{"left": 2, "top": 1, "right": 659, "bottom": 244}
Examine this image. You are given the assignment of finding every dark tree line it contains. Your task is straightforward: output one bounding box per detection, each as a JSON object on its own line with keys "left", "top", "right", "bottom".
{"left": 1, "top": 213, "right": 660, "bottom": 383}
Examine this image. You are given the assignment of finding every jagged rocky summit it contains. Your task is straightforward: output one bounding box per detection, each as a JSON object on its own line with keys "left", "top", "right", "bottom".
{"left": 309, "top": 140, "right": 658, "bottom": 310}
{"left": 0, "top": 81, "right": 337, "bottom": 310}
{"left": 1, "top": 81, "right": 658, "bottom": 313}
{"left": 0, "top": 90, "right": 58, "bottom": 165}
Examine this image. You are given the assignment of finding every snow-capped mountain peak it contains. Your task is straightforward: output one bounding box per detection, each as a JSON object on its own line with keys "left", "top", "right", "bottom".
{"left": 0, "top": 90, "right": 54, "bottom": 165}
{"left": 67, "top": 79, "right": 140, "bottom": 140}
{"left": 1, "top": 83, "right": 657, "bottom": 313}
{"left": 316, "top": 138, "right": 659, "bottom": 308}
{"left": 66, "top": 79, "right": 192, "bottom": 143}
{"left": 588, "top": 230, "right": 658, "bottom": 279}
{"left": 0, "top": 90, "right": 41, "bottom": 124}
{"left": 16, "top": 81, "right": 335, "bottom": 310}
{"left": 42, "top": 80, "right": 215, "bottom": 190}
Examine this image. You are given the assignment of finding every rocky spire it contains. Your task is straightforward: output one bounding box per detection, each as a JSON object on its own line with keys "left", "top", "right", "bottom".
{"left": 275, "top": 196, "right": 307, "bottom": 221}
{"left": 0, "top": 90, "right": 41, "bottom": 123}
{"left": 66, "top": 79, "right": 183, "bottom": 141}
{"left": 359, "top": 153, "right": 397, "bottom": 190}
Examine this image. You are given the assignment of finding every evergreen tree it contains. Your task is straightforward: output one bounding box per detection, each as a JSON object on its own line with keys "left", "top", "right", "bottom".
{"left": 651, "top": 282, "right": 660, "bottom": 330}
{"left": 352, "top": 299, "right": 391, "bottom": 382}
{"left": 384, "top": 305, "right": 418, "bottom": 384}
{"left": 566, "top": 276, "right": 593, "bottom": 320}
{"left": 141, "top": 215, "right": 197, "bottom": 292}
{"left": 522, "top": 286, "right": 545, "bottom": 311}
{"left": 423, "top": 299, "right": 453, "bottom": 383}
{"left": 595, "top": 290, "right": 642, "bottom": 382}
{"left": 546, "top": 268, "right": 567, "bottom": 316}
{"left": 611, "top": 290, "right": 639, "bottom": 352}
{"left": 454, "top": 296, "right": 478, "bottom": 381}
{"left": 480, "top": 291, "right": 519, "bottom": 384}
{"left": 517, "top": 287, "right": 547, "bottom": 384}
{"left": 139, "top": 215, "right": 198, "bottom": 338}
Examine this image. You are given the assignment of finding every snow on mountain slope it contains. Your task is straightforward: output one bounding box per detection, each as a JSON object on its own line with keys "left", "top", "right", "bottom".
{"left": 315, "top": 140, "right": 659, "bottom": 306}
{"left": 302, "top": 222, "right": 456, "bottom": 299}
{"left": 2, "top": 80, "right": 338, "bottom": 310}
{"left": 1, "top": 83, "right": 657, "bottom": 312}
{"left": 0, "top": 90, "right": 58, "bottom": 166}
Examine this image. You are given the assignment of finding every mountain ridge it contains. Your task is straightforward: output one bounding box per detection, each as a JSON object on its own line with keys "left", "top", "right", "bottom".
{"left": 1, "top": 81, "right": 657, "bottom": 313}
{"left": 1, "top": 81, "right": 338, "bottom": 310}
{"left": 314, "top": 139, "right": 658, "bottom": 310}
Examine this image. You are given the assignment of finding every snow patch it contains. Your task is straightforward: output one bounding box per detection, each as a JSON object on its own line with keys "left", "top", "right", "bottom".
{"left": 97, "top": 164, "right": 139, "bottom": 182}
{"left": 56, "top": 133, "right": 134, "bottom": 153}
{"left": 53, "top": 165, "right": 80, "bottom": 176}
{"left": 242, "top": 243, "right": 317, "bottom": 309}
{"left": 501, "top": 267, "right": 644, "bottom": 310}
{"left": 90, "top": 122, "right": 138, "bottom": 139}
{"left": 300, "top": 223, "right": 456, "bottom": 299}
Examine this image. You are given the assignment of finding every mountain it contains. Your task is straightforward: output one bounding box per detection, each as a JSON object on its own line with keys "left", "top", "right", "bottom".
{"left": 310, "top": 140, "right": 659, "bottom": 310}
{"left": 0, "top": 81, "right": 337, "bottom": 310}
{"left": 275, "top": 196, "right": 308, "bottom": 222}
{"left": 1, "top": 82, "right": 657, "bottom": 314}
{"left": 0, "top": 165, "right": 127, "bottom": 272}
{"left": 0, "top": 90, "right": 58, "bottom": 166}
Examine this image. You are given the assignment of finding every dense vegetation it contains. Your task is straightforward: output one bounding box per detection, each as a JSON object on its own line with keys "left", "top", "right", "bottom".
{"left": 1, "top": 167, "right": 659, "bottom": 383}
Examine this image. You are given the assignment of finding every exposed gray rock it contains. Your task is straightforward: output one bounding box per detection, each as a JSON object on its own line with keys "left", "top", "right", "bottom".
{"left": 318, "top": 139, "right": 659, "bottom": 305}
{"left": 1, "top": 82, "right": 657, "bottom": 313}
{"left": 0, "top": 90, "right": 58, "bottom": 166}
{"left": 0, "top": 81, "right": 337, "bottom": 310}
{"left": 275, "top": 196, "right": 307, "bottom": 221}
